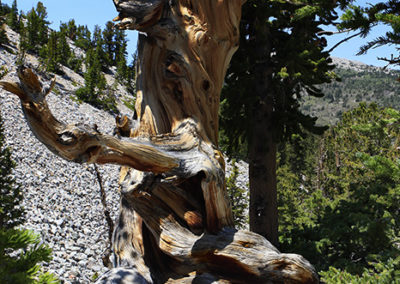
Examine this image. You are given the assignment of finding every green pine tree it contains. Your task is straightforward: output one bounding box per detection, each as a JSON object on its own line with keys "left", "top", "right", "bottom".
{"left": 6, "top": 0, "right": 18, "bottom": 31}
{"left": 339, "top": 1, "right": 400, "bottom": 68}
{"left": 116, "top": 44, "right": 128, "bottom": 81}
{"left": 226, "top": 160, "right": 248, "bottom": 229}
{"left": 0, "top": 0, "right": 4, "bottom": 16}
{"left": 0, "top": 16, "right": 9, "bottom": 47}
{"left": 102, "top": 21, "right": 115, "bottom": 66}
{"left": 66, "top": 19, "right": 77, "bottom": 41}
{"left": 56, "top": 30, "right": 71, "bottom": 67}
{"left": 76, "top": 45, "right": 117, "bottom": 113}
{"left": 92, "top": 25, "right": 106, "bottom": 68}
{"left": 40, "top": 30, "right": 58, "bottom": 73}
{"left": 24, "top": 2, "right": 49, "bottom": 54}
{"left": 0, "top": 114, "right": 58, "bottom": 284}
{"left": 0, "top": 116, "right": 23, "bottom": 229}
{"left": 60, "top": 20, "right": 77, "bottom": 41}
{"left": 75, "top": 25, "right": 91, "bottom": 50}
{"left": 280, "top": 103, "right": 400, "bottom": 276}
{"left": 220, "top": 0, "right": 349, "bottom": 246}
{"left": 35, "top": 2, "right": 48, "bottom": 46}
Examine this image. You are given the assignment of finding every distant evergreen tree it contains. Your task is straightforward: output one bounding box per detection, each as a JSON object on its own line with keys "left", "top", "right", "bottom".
{"left": 67, "top": 53, "right": 83, "bottom": 74}
{"left": 40, "top": 30, "right": 58, "bottom": 73}
{"left": 280, "top": 103, "right": 400, "bottom": 277}
{"left": 0, "top": 113, "right": 58, "bottom": 284}
{"left": 102, "top": 21, "right": 115, "bottom": 66}
{"left": 88, "top": 45, "right": 106, "bottom": 92}
{"left": 226, "top": 160, "right": 248, "bottom": 229}
{"left": 56, "top": 30, "right": 71, "bottom": 67}
{"left": 116, "top": 47, "right": 128, "bottom": 82}
{"left": 91, "top": 25, "right": 108, "bottom": 70}
{"left": 0, "top": 14, "right": 9, "bottom": 47}
{"left": 6, "top": 0, "right": 18, "bottom": 31}
{"left": 75, "top": 25, "right": 91, "bottom": 50}
{"left": 59, "top": 19, "right": 77, "bottom": 41}
{"left": 114, "top": 29, "right": 130, "bottom": 82}
{"left": 76, "top": 45, "right": 117, "bottom": 113}
{"left": 0, "top": 1, "right": 11, "bottom": 16}
{"left": 24, "top": 8, "right": 38, "bottom": 51}
{"left": 23, "top": 2, "right": 49, "bottom": 53}
{"left": 35, "top": 2, "right": 48, "bottom": 45}
{"left": 0, "top": 116, "right": 24, "bottom": 229}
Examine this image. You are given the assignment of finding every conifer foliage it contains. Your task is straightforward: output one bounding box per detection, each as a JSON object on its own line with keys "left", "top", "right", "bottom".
{"left": 278, "top": 103, "right": 400, "bottom": 279}
{"left": 4, "top": 1, "right": 136, "bottom": 113}
{"left": 220, "top": 0, "right": 350, "bottom": 246}
{"left": 0, "top": 115, "right": 23, "bottom": 229}
{"left": 0, "top": 113, "right": 58, "bottom": 284}
{"left": 75, "top": 21, "right": 135, "bottom": 113}
{"left": 20, "top": 2, "right": 49, "bottom": 54}
{"left": 0, "top": 14, "right": 9, "bottom": 47}
{"left": 6, "top": 0, "right": 18, "bottom": 32}
{"left": 226, "top": 160, "right": 248, "bottom": 229}
{"left": 339, "top": 1, "right": 400, "bottom": 68}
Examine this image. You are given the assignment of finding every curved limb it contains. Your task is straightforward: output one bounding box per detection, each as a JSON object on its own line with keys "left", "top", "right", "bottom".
{"left": 0, "top": 66, "right": 234, "bottom": 233}
{"left": 0, "top": 66, "right": 182, "bottom": 173}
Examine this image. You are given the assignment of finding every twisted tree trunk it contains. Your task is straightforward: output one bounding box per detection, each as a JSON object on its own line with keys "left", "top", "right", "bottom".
{"left": 1, "top": 1, "right": 319, "bottom": 283}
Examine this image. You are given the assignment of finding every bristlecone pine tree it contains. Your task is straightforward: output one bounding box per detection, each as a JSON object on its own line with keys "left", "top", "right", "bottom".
{"left": 0, "top": 1, "right": 319, "bottom": 282}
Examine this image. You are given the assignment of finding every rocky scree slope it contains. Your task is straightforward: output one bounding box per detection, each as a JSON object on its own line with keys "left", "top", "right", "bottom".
{"left": 0, "top": 25, "right": 130, "bottom": 283}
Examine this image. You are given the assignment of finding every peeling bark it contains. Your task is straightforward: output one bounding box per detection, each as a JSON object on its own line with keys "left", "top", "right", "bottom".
{"left": 0, "top": 1, "right": 319, "bottom": 283}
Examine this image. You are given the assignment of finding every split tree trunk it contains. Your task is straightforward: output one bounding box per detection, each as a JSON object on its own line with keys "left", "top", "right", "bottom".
{"left": 1, "top": 1, "right": 319, "bottom": 283}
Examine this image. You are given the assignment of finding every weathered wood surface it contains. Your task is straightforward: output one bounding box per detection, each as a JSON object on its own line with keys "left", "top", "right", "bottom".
{"left": 1, "top": 0, "right": 319, "bottom": 283}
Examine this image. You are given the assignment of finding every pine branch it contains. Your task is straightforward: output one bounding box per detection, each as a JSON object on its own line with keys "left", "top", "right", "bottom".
{"left": 377, "top": 54, "right": 400, "bottom": 69}
{"left": 317, "top": 28, "right": 353, "bottom": 36}
{"left": 357, "top": 36, "right": 393, "bottom": 55}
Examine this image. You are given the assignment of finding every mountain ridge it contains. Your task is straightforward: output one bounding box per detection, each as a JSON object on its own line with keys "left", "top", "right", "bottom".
{"left": 301, "top": 56, "right": 400, "bottom": 125}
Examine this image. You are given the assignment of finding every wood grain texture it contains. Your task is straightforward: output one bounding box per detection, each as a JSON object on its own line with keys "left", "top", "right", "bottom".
{"left": 1, "top": 1, "right": 319, "bottom": 283}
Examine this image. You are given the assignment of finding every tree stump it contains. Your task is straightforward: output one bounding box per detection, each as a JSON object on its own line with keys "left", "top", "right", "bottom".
{"left": 0, "top": 1, "right": 319, "bottom": 283}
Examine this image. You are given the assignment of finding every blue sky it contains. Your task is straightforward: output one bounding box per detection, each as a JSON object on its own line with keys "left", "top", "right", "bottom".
{"left": 2, "top": 0, "right": 398, "bottom": 68}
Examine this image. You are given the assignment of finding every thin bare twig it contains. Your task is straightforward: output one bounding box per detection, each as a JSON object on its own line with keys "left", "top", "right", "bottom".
{"left": 317, "top": 28, "right": 353, "bottom": 36}
{"left": 93, "top": 164, "right": 115, "bottom": 268}
{"left": 328, "top": 31, "right": 363, "bottom": 53}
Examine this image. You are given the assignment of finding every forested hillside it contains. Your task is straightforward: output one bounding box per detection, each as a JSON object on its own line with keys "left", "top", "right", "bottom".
{"left": 301, "top": 57, "right": 400, "bottom": 125}
{"left": 0, "top": 0, "right": 136, "bottom": 114}
{"left": 277, "top": 103, "right": 400, "bottom": 282}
